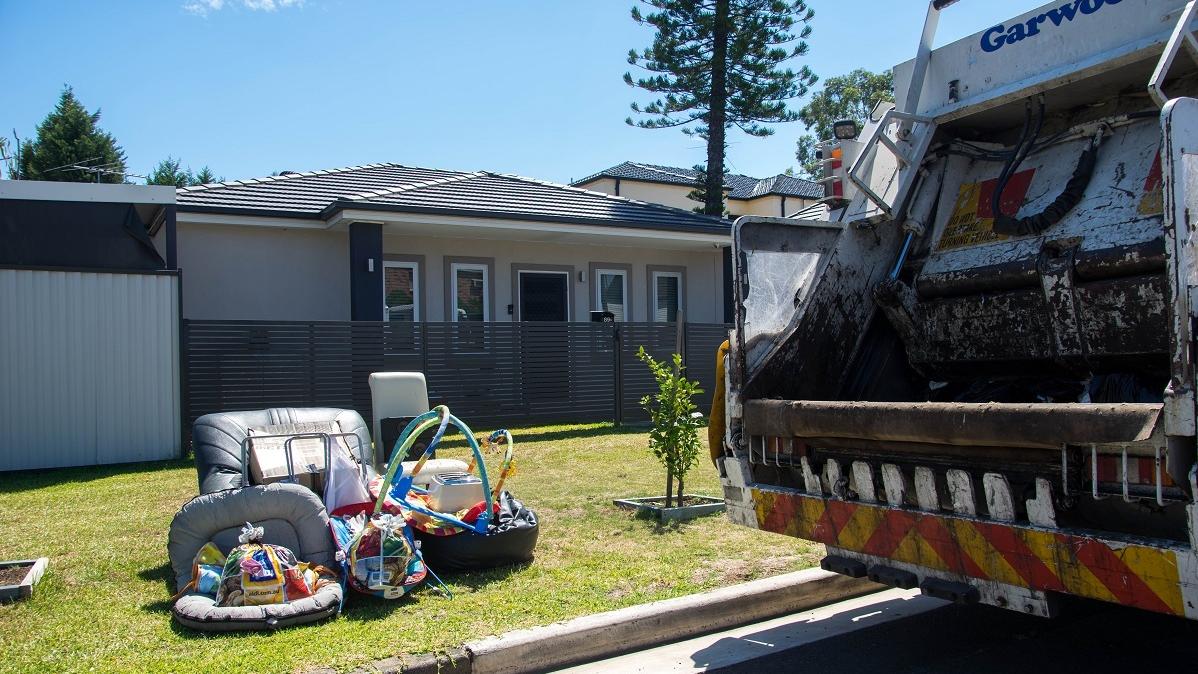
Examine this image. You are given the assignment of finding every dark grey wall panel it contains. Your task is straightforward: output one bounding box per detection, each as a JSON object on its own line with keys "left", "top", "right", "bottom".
{"left": 183, "top": 320, "right": 731, "bottom": 439}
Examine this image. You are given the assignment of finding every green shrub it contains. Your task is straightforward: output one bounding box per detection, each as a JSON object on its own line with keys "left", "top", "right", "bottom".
{"left": 636, "top": 346, "right": 705, "bottom": 507}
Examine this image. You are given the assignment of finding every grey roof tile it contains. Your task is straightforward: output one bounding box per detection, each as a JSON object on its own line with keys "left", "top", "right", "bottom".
{"left": 176, "top": 163, "right": 729, "bottom": 233}
{"left": 572, "top": 161, "right": 821, "bottom": 200}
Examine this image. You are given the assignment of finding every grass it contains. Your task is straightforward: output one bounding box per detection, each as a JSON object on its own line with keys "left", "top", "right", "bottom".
{"left": 0, "top": 422, "right": 819, "bottom": 674}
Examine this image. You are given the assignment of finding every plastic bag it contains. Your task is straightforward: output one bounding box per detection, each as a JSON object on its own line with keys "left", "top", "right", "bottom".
{"left": 332, "top": 512, "right": 425, "bottom": 599}
{"left": 215, "top": 523, "right": 319, "bottom": 607}
{"left": 196, "top": 565, "right": 223, "bottom": 596}
{"left": 324, "top": 444, "right": 371, "bottom": 514}
{"left": 175, "top": 542, "right": 227, "bottom": 599}
{"left": 1085, "top": 373, "right": 1165, "bottom": 403}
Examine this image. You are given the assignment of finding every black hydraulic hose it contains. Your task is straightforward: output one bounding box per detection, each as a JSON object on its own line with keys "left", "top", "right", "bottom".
{"left": 992, "top": 97, "right": 1044, "bottom": 225}
{"left": 993, "top": 140, "right": 1099, "bottom": 236}
{"left": 990, "top": 101, "right": 1033, "bottom": 222}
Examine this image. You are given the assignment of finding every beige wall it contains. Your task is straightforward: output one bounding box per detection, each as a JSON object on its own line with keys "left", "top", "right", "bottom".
{"left": 579, "top": 178, "right": 815, "bottom": 219}
{"left": 382, "top": 233, "right": 724, "bottom": 323}
{"left": 728, "top": 195, "right": 802, "bottom": 217}
{"left": 172, "top": 220, "right": 726, "bottom": 323}
{"left": 176, "top": 222, "right": 351, "bottom": 320}
{"left": 578, "top": 178, "right": 704, "bottom": 212}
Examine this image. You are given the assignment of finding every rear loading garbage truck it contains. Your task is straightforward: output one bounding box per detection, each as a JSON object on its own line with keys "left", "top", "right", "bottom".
{"left": 720, "top": 0, "right": 1198, "bottom": 619}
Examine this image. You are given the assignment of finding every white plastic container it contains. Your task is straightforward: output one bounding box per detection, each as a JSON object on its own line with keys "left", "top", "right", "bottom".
{"left": 426, "top": 472, "right": 485, "bottom": 512}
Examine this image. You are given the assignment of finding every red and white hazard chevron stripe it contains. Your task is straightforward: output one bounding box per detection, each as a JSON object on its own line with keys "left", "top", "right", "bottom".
{"left": 746, "top": 487, "right": 1198, "bottom": 618}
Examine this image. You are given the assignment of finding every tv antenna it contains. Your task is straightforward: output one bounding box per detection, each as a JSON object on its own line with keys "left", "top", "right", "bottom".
{"left": 46, "top": 157, "right": 146, "bottom": 182}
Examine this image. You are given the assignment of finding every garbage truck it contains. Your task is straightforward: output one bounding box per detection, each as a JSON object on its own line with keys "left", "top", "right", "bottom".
{"left": 720, "top": 0, "right": 1198, "bottom": 619}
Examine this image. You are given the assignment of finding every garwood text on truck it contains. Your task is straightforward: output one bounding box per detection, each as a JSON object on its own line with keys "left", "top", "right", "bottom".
{"left": 981, "top": 0, "right": 1123, "bottom": 53}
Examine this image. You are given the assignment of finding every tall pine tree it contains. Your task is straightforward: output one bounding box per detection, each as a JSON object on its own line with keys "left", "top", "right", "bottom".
{"left": 625, "top": 0, "right": 816, "bottom": 216}
{"left": 18, "top": 87, "right": 127, "bottom": 183}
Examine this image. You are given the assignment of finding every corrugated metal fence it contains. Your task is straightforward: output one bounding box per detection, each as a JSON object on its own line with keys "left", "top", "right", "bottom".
{"left": 183, "top": 320, "right": 730, "bottom": 434}
{"left": 0, "top": 268, "right": 181, "bottom": 471}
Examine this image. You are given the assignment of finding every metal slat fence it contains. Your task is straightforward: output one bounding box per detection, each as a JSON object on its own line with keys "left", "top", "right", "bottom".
{"left": 183, "top": 320, "right": 731, "bottom": 438}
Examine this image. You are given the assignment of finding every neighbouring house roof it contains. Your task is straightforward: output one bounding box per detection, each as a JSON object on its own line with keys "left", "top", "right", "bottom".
{"left": 175, "top": 163, "right": 730, "bottom": 234}
{"left": 571, "top": 161, "right": 822, "bottom": 201}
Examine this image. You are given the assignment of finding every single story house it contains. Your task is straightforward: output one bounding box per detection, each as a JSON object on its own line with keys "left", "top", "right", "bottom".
{"left": 168, "top": 164, "right": 734, "bottom": 324}
{"left": 571, "top": 161, "right": 822, "bottom": 218}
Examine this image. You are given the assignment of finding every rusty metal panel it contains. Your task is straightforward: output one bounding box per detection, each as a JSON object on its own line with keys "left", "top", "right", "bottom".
{"left": 735, "top": 218, "right": 842, "bottom": 378}
{"left": 1160, "top": 97, "right": 1198, "bottom": 441}
{"left": 735, "top": 216, "right": 908, "bottom": 401}
{"left": 1074, "top": 273, "right": 1170, "bottom": 356}
{"left": 907, "top": 274, "right": 1169, "bottom": 373}
{"left": 917, "top": 286, "right": 1057, "bottom": 367}
{"left": 0, "top": 269, "right": 181, "bottom": 470}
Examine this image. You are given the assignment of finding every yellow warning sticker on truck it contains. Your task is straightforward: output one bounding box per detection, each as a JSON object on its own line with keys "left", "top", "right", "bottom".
{"left": 936, "top": 169, "right": 1035, "bottom": 251}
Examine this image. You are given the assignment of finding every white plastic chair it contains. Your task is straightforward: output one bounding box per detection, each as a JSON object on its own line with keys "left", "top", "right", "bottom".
{"left": 368, "top": 372, "right": 431, "bottom": 466}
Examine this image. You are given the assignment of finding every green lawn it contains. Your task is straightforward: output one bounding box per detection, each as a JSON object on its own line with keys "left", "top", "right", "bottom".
{"left": 0, "top": 423, "right": 819, "bottom": 674}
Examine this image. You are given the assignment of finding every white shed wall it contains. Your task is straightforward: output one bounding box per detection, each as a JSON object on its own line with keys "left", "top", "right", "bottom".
{"left": 0, "top": 269, "right": 181, "bottom": 471}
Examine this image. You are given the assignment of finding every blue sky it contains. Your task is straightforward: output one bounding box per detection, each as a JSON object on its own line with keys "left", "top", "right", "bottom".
{"left": 1, "top": 0, "right": 1046, "bottom": 184}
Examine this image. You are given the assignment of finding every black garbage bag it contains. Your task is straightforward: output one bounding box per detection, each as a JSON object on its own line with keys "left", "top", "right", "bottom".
{"left": 415, "top": 491, "right": 539, "bottom": 572}
{"left": 1086, "top": 373, "right": 1166, "bottom": 403}
{"left": 944, "top": 376, "right": 1086, "bottom": 403}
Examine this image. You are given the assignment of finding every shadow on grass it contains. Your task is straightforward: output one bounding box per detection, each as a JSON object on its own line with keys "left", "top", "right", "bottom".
{"left": 442, "top": 560, "right": 532, "bottom": 590}
{"left": 500, "top": 424, "right": 646, "bottom": 445}
{"left": 431, "top": 422, "right": 644, "bottom": 450}
{"left": 636, "top": 511, "right": 686, "bottom": 534}
{"left": 139, "top": 562, "right": 215, "bottom": 642}
{"left": 0, "top": 458, "right": 195, "bottom": 495}
{"left": 339, "top": 560, "right": 534, "bottom": 622}
{"left": 139, "top": 562, "right": 178, "bottom": 616}
{"left": 623, "top": 508, "right": 722, "bottom": 534}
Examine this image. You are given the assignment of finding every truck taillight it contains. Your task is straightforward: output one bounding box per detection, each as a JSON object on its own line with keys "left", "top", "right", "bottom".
{"left": 822, "top": 146, "right": 844, "bottom": 200}
{"left": 830, "top": 147, "right": 844, "bottom": 198}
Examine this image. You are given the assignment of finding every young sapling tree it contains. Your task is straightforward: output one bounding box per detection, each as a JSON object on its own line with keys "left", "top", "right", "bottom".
{"left": 637, "top": 346, "right": 705, "bottom": 508}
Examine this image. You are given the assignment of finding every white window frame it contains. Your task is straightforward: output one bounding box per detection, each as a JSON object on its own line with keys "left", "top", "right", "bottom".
{"left": 451, "top": 262, "right": 490, "bottom": 322}
{"left": 382, "top": 260, "right": 420, "bottom": 322}
{"left": 651, "top": 270, "right": 683, "bottom": 323}
{"left": 594, "top": 268, "right": 628, "bottom": 321}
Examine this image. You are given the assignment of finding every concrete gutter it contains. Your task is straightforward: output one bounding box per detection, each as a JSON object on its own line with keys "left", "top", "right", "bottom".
{"left": 336, "top": 567, "right": 880, "bottom": 674}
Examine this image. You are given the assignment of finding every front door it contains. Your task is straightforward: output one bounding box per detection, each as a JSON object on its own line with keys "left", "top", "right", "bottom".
{"left": 519, "top": 271, "right": 569, "bottom": 321}
{"left": 518, "top": 271, "right": 570, "bottom": 409}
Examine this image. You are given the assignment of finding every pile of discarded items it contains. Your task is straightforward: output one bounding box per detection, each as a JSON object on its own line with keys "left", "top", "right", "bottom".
{"left": 167, "top": 377, "right": 538, "bottom": 632}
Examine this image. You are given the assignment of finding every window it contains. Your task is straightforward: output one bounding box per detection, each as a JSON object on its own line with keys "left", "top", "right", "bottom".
{"left": 595, "top": 269, "right": 627, "bottom": 321}
{"left": 652, "top": 270, "right": 682, "bottom": 322}
{"left": 452, "top": 262, "right": 489, "bottom": 321}
{"left": 383, "top": 261, "right": 419, "bottom": 321}
{"left": 518, "top": 270, "right": 570, "bottom": 321}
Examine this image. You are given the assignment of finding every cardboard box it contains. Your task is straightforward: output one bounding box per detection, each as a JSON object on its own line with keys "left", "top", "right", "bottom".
{"left": 248, "top": 421, "right": 346, "bottom": 486}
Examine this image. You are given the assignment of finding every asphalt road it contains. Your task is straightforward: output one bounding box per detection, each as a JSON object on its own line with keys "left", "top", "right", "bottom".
{"left": 709, "top": 594, "right": 1198, "bottom": 674}
{"left": 560, "top": 588, "right": 1198, "bottom": 674}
